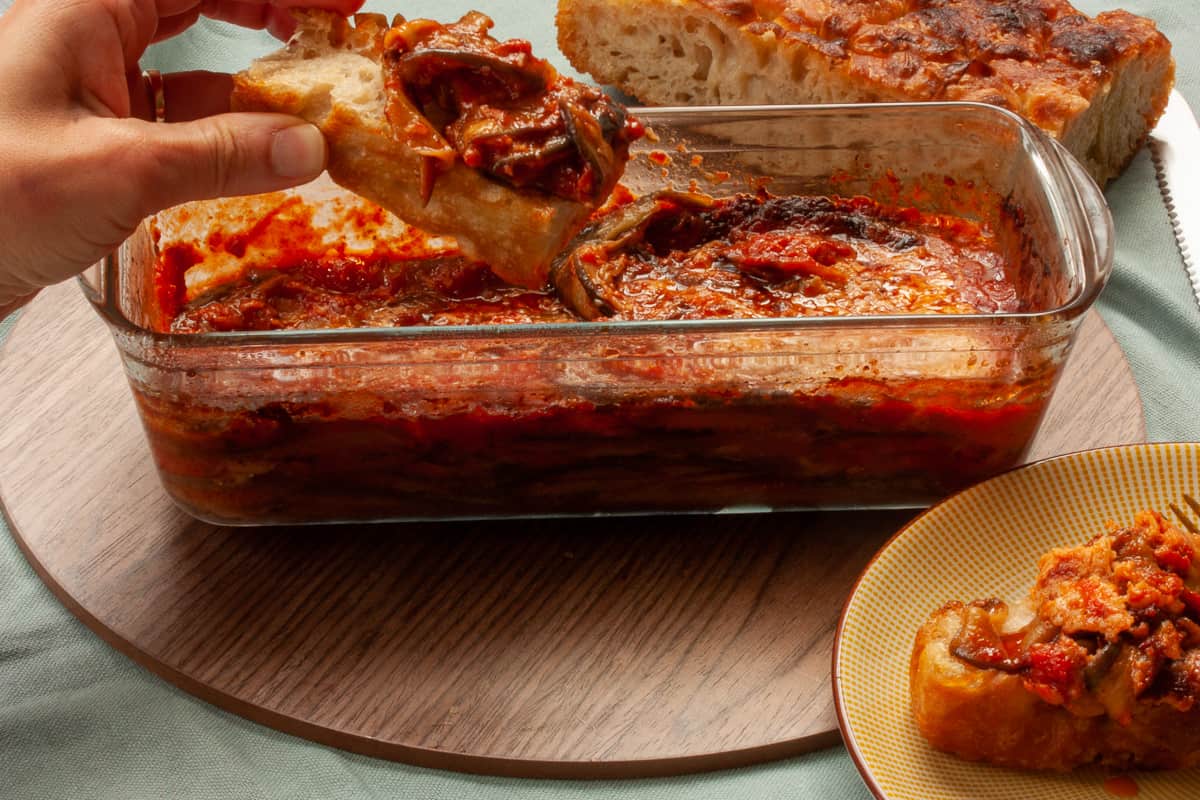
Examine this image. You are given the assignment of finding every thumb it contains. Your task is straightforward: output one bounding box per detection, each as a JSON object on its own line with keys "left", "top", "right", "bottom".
{"left": 125, "top": 113, "right": 327, "bottom": 214}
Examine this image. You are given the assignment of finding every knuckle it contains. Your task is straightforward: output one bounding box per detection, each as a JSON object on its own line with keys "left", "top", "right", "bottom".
{"left": 96, "top": 123, "right": 164, "bottom": 214}
{"left": 129, "top": 119, "right": 251, "bottom": 211}
{"left": 198, "top": 120, "right": 244, "bottom": 197}
{"left": 96, "top": 123, "right": 181, "bottom": 216}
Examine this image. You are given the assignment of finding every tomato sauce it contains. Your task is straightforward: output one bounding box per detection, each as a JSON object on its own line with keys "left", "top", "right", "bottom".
{"left": 1103, "top": 775, "right": 1139, "bottom": 797}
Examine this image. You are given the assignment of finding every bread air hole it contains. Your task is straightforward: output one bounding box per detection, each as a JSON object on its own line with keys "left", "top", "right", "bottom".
{"left": 692, "top": 43, "right": 713, "bottom": 81}
{"left": 657, "top": 34, "right": 686, "bottom": 59}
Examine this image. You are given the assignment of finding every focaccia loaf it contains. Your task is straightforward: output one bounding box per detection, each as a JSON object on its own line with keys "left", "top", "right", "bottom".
{"left": 557, "top": 0, "right": 1174, "bottom": 186}
{"left": 234, "top": 11, "right": 637, "bottom": 288}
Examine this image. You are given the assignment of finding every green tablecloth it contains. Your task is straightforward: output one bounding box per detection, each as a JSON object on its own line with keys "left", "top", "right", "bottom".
{"left": 2, "top": 1, "right": 1198, "bottom": 797}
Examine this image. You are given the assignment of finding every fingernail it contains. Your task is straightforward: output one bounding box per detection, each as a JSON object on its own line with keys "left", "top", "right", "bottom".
{"left": 271, "top": 124, "right": 326, "bottom": 179}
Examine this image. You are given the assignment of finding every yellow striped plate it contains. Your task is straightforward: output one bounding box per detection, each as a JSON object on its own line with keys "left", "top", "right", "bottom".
{"left": 833, "top": 443, "right": 1200, "bottom": 800}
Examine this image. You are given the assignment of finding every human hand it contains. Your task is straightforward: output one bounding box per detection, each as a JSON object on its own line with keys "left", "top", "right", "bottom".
{"left": 0, "top": 0, "right": 365, "bottom": 315}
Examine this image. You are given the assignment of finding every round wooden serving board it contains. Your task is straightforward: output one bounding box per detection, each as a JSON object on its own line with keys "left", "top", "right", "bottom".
{"left": 0, "top": 282, "right": 1144, "bottom": 778}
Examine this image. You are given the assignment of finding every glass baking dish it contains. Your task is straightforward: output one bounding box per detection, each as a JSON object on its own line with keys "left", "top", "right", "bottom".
{"left": 82, "top": 102, "right": 1112, "bottom": 525}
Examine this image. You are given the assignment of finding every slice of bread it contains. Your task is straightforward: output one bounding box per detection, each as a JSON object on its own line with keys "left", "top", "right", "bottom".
{"left": 233, "top": 11, "right": 600, "bottom": 288}
{"left": 910, "top": 511, "right": 1200, "bottom": 770}
{"left": 557, "top": 0, "right": 1174, "bottom": 186}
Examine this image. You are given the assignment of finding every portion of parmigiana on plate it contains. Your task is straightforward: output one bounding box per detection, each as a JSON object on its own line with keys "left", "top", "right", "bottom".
{"left": 911, "top": 510, "right": 1200, "bottom": 771}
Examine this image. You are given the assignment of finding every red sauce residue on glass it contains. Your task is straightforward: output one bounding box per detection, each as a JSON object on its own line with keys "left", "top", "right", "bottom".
{"left": 593, "top": 183, "right": 637, "bottom": 215}
{"left": 155, "top": 243, "right": 203, "bottom": 321}
{"left": 1103, "top": 775, "right": 1139, "bottom": 797}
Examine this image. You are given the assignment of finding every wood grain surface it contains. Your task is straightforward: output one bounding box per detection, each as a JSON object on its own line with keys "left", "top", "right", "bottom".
{"left": 0, "top": 282, "right": 1145, "bottom": 778}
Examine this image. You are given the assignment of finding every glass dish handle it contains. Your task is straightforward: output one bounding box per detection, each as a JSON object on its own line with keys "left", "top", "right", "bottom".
{"left": 1051, "top": 137, "right": 1115, "bottom": 289}
{"left": 77, "top": 259, "right": 105, "bottom": 305}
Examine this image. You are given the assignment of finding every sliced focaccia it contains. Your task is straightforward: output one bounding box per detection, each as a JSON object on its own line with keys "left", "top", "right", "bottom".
{"left": 557, "top": 0, "right": 1174, "bottom": 186}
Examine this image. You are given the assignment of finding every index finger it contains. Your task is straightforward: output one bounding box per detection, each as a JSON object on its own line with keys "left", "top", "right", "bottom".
{"left": 196, "top": 0, "right": 365, "bottom": 34}
{"left": 151, "top": 1, "right": 366, "bottom": 43}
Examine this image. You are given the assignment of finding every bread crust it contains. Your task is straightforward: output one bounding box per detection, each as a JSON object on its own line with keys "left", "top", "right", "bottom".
{"left": 234, "top": 11, "right": 619, "bottom": 288}
{"left": 911, "top": 601, "right": 1099, "bottom": 770}
{"left": 557, "top": 0, "right": 1174, "bottom": 186}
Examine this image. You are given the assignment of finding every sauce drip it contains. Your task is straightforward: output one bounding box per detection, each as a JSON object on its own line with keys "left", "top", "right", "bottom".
{"left": 1103, "top": 775, "right": 1139, "bottom": 797}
